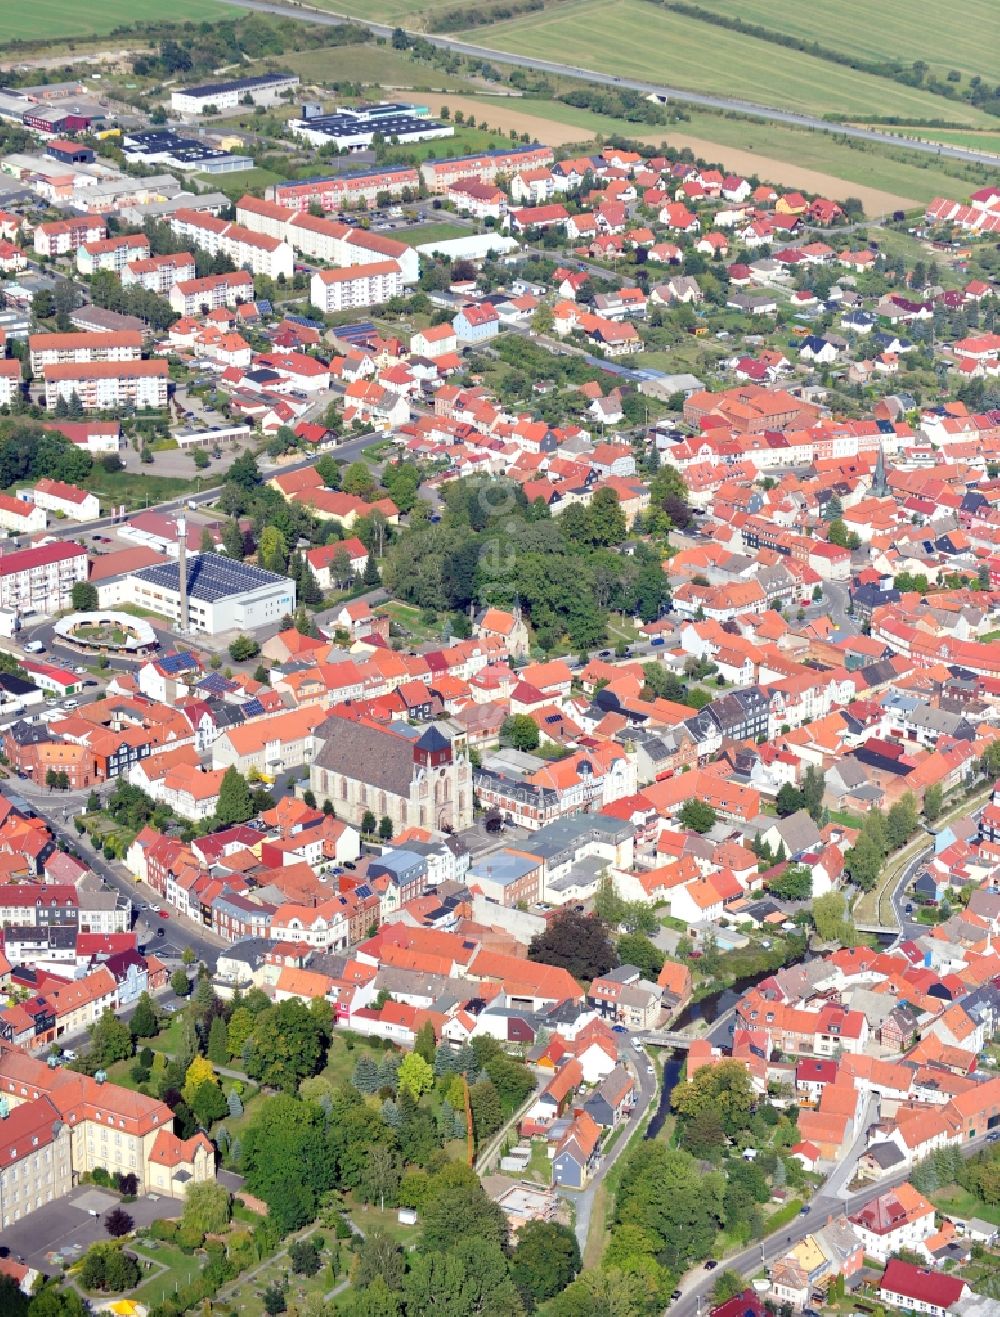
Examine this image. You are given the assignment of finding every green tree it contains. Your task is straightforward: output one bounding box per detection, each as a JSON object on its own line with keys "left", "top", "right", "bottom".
{"left": 845, "top": 831, "right": 883, "bottom": 891}
{"left": 403, "top": 1237, "right": 523, "bottom": 1317}
{"left": 245, "top": 999, "right": 326, "bottom": 1092}
{"left": 342, "top": 461, "right": 378, "bottom": 500}
{"left": 616, "top": 933, "right": 664, "bottom": 979}
{"left": 207, "top": 1014, "right": 228, "bottom": 1064}
{"left": 222, "top": 519, "right": 245, "bottom": 560}
{"left": 130, "top": 991, "right": 158, "bottom": 1039}
{"left": 89, "top": 1009, "right": 133, "bottom": 1066}
{"left": 923, "top": 783, "right": 944, "bottom": 824}
{"left": 712, "top": 1270, "right": 748, "bottom": 1304}
{"left": 421, "top": 1163, "right": 508, "bottom": 1253}
{"left": 767, "top": 865, "right": 812, "bottom": 902}
{"left": 672, "top": 1060, "right": 754, "bottom": 1138}
{"left": 887, "top": 792, "right": 919, "bottom": 850}
{"left": 812, "top": 891, "right": 855, "bottom": 944}
{"left": 216, "top": 766, "right": 254, "bottom": 826}
{"left": 228, "top": 635, "right": 261, "bottom": 662}
{"left": 379, "top": 815, "right": 394, "bottom": 841}
{"left": 356, "top": 1229, "right": 405, "bottom": 1292}
{"left": 192, "top": 1078, "right": 228, "bottom": 1127}
{"left": 362, "top": 809, "right": 377, "bottom": 836}
{"left": 398, "top": 1051, "right": 433, "bottom": 1100}
{"left": 171, "top": 968, "right": 191, "bottom": 997}
{"left": 828, "top": 518, "right": 850, "bottom": 548}
{"left": 501, "top": 713, "right": 540, "bottom": 752}
{"left": 71, "top": 580, "right": 98, "bottom": 611}
{"left": 510, "top": 1219, "right": 581, "bottom": 1306}
{"left": 678, "top": 799, "right": 716, "bottom": 833}
{"left": 258, "top": 525, "right": 288, "bottom": 574}
{"left": 180, "top": 1181, "right": 231, "bottom": 1235}
{"left": 414, "top": 1020, "right": 436, "bottom": 1066}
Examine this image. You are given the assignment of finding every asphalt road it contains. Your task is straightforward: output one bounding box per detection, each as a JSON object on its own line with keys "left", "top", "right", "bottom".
{"left": 669, "top": 1129, "right": 997, "bottom": 1317}
{"left": 217, "top": 0, "right": 1000, "bottom": 169}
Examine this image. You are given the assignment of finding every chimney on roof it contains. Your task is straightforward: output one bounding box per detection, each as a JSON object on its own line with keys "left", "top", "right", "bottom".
{"left": 177, "top": 515, "right": 189, "bottom": 632}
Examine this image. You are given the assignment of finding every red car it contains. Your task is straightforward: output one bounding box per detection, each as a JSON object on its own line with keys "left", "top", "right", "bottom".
{"left": 159, "top": 910, "right": 170, "bottom": 920}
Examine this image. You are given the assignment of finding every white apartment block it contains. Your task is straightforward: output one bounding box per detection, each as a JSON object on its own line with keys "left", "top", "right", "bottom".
{"left": 122, "top": 252, "right": 196, "bottom": 295}
{"left": 76, "top": 234, "right": 151, "bottom": 275}
{"left": 236, "top": 200, "right": 419, "bottom": 283}
{"left": 167, "top": 209, "right": 293, "bottom": 280}
{"left": 0, "top": 542, "right": 88, "bottom": 614}
{"left": 29, "top": 331, "right": 143, "bottom": 375}
{"left": 168, "top": 271, "right": 254, "bottom": 317}
{"left": 0, "top": 359, "right": 21, "bottom": 408}
{"left": 33, "top": 217, "right": 106, "bottom": 257}
{"left": 310, "top": 261, "right": 404, "bottom": 313}
{"left": 43, "top": 360, "right": 169, "bottom": 412}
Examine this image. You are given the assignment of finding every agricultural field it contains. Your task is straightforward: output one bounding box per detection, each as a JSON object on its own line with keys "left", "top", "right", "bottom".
{"left": 0, "top": 0, "right": 242, "bottom": 42}
{"left": 686, "top": 0, "right": 1000, "bottom": 84}
{"left": 293, "top": 0, "right": 462, "bottom": 26}
{"left": 462, "top": 0, "right": 998, "bottom": 126}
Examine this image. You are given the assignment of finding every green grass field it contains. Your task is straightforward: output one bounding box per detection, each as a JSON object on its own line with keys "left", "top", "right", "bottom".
{"left": 0, "top": 0, "right": 243, "bottom": 42}
{"left": 685, "top": 0, "right": 999, "bottom": 84}
{"left": 463, "top": 0, "right": 997, "bottom": 125}
{"left": 195, "top": 167, "right": 284, "bottom": 202}
{"left": 289, "top": 0, "right": 459, "bottom": 24}
{"left": 267, "top": 42, "right": 483, "bottom": 90}
{"left": 905, "top": 128, "right": 1000, "bottom": 154}
{"left": 395, "top": 220, "right": 471, "bottom": 244}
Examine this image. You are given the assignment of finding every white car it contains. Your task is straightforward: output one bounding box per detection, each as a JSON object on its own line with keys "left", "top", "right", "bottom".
{"left": 646, "top": 1064, "right": 655, "bottom": 1075}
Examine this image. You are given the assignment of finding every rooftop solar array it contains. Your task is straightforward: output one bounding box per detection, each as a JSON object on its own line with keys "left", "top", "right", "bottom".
{"left": 158, "top": 651, "right": 200, "bottom": 675}
{"left": 134, "top": 553, "right": 286, "bottom": 603}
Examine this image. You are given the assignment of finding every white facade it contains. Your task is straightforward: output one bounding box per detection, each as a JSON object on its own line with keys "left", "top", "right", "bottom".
{"left": 310, "top": 261, "right": 404, "bottom": 313}
{"left": 43, "top": 362, "right": 169, "bottom": 412}
{"left": 171, "top": 73, "right": 299, "bottom": 115}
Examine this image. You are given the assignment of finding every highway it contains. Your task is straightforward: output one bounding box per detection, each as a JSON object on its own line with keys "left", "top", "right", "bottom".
{"left": 218, "top": 0, "right": 1000, "bottom": 169}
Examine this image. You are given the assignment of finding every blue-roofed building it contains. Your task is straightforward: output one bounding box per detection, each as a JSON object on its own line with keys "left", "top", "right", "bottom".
{"left": 467, "top": 850, "right": 543, "bottom": 908}
{"left": 127, "top": 552, "right": 295, "bottom": 635}
{"left": 367, "top": 848, "right": 428, "bottom": 914}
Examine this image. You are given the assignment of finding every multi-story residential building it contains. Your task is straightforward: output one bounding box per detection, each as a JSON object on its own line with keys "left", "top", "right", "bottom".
{"left": 76, "top": 234, "right": 151, "bottom": 275}
{"left": 850, "top": 1184, "right": 937, "bottom": 1262}
{"left": 167, "top": 270, "right": 254, "bottom": 316}
{"left": 0, "top": 542, "right": 87, "bottom": 614}
{"left": 167, "top": 208, "right": 293, "bottom": 280}
{"left": 29, "top": 330, "right": 143, "bottom": 375}
{"left": 0, "top": 884, "right": 77, "bottom": 931}
{"left": 43, "top": 360, "right": 168, "bottom": 412}
{"left": 122, "top": 251, "right": 196, "bottom": 295}
{"left": 267, "top": 166, "right": 420, "bottom": 212}
{"left": 420, "top": 145, "right": 554, "bottom": 193}
{"left": 0, "top": 359, "right": 21, "bottom": 408}
{"left": 33, "top": 217, "right": 106, "bottom": 257}
{"left": 310, "top": 261, "right": 404, "bottom": 313}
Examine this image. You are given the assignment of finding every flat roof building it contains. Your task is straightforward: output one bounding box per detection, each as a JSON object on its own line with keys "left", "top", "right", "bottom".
{"left": 171, "top": 72, "right": 299, "bottom": 116}
{"left": 127, "top": 552, "right": 295, "bottom": 635}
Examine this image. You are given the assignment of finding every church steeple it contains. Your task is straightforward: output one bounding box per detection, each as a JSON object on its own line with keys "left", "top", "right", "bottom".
{"left": 872, "top": 441, "right": 889, "bottom": 498}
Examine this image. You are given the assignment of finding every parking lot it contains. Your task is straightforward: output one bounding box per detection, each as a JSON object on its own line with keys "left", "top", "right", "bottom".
{"left": 1, "top": 1187, "right": 182, "bottom": 1275}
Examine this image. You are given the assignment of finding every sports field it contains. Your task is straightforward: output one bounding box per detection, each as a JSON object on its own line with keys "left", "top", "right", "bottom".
{"left": 686, "top": 0, "right": 999, "bottom": 84}
{"left": 0, "top": 0, "right": 242, "bottom": 42}
{"left": 421, "top": 93, "right": 990, "bottom": 212}
{"left": 463, "top": 0, "right": 997, "bottom": 126}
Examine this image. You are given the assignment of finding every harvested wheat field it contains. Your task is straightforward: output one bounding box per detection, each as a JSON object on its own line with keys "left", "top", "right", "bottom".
{"left": 421, "top": 93, "right": 920, "bottom": 215}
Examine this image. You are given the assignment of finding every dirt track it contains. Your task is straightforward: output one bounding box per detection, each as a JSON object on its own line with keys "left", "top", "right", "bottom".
{"left": 421, "top": 92, "right": 919, "bottom": 216}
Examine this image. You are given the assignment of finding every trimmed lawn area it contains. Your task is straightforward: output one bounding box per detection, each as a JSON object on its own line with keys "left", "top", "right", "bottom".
{"left": 377, "top": 600, "right": 446, "bottom": 645}
{"left": 932, "top": 1184, "right": 1000, "bottom": 1227}
{"left": 194, "top": 168, "right": 284, "bottom": 203}
{"left": 343, "top": 1200, "right": 421, "bottom": 1248}
{"left": 382, "top": 124, "right": 511, "bottom": 164}
{"left": 131, "top": 1241, "right": 203, "bottom": 1309}
{"left": 0, "top": 0, "right": 242, "bottom": 42}
{"left": 395, "top": 220, "right": 473, "bottom": 246}
{"left": 319, "top": 1033, "right": 392, "bottom": 1088}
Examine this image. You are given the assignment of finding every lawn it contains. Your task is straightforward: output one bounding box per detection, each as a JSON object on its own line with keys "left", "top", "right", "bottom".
{"left": 464, "top": 0, "right": 997, "bottom": 125}
{"left": 383, "top": 123, "right": 511, "bottom": 164}
{"left": 684, "top": 0, "right": 999, "bottom": 84}
{"left": 343, "top": 1201, "right": 421, "bottom": 1248}
{"left": 194, "top": 168, "right": 284, "bottom": 203}
{"left": 85, "top": 469, "right": 201, "bottom": 510}
{"left": 256, "top": 43, "right": 484, "bottom": 92}
{"left": 290, "top": 0, "right": 461, "bottom": 25}
{"left": 131, "top": 1241, "right": 203, "bottom": 1309}
{"left": 0, "top": 0, "right": 243, "bottom": 42}
{"left": 319, "top": 1032, "right": 392, "bottom": 1088}
{"left": 395, "top": 220, "right": 472, "bottom": 245}
{"left": 932, "top": 1184, "right": 1000, "bottom": 1227}
{"left": 377, "top": 600, "right": 446, "bottom": 645}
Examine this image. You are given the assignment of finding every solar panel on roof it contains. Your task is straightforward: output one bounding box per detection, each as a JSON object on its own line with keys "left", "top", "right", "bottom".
{"left": 134, "top": 553, "right": 286, "bottom": 604}
{"left": 241, "top": 698, "right": 265, "bottom": 719}
{"left": 256, "top": 299, "right": 273, "bottom": 317}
